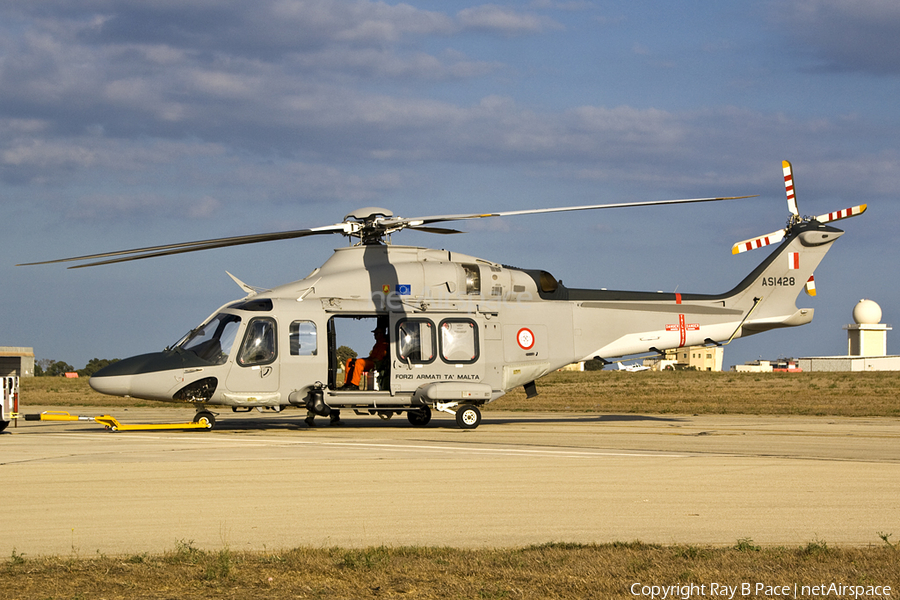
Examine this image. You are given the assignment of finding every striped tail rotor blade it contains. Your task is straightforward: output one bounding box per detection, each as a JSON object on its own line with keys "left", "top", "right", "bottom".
{"left": 815, "top": 204, "right": 867, "bottom": 224}
{"left": 804, "top": 275, "right": 817, "bottom": 297}
{"left": 731, "top": 229, "right": 786, "bottom": 254}
{"left": 782, "top": 160, "right": 799, "bottom": 217}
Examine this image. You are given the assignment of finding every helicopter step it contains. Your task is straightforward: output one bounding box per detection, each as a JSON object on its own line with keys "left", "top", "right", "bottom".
{"left": 327, "top": 394, "right": 484, "bottom": 429}
{"left": 322, "top": 382, "right": 489, "bottom": 429}
{"left": 347, "top": 403, "right": 480, "bottom": 428}
{"left": 19, "top": 410, "right": 214, "bottom": 431}
{"left": 352, "top": 406, "right": 434, "bottom": 427}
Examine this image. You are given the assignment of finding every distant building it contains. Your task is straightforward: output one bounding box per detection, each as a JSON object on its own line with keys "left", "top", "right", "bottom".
{"left": 650, "top": 345, "right": 723, "bottom": 371}
{"left": 731, "top": 357, "right": 802, "bottom": 372}
{"left": 843, "top": 299, "right": 891, "bottom": 357}
{"left": 796, "top": 355, "right": 900, "bottom": 372}
{"left": 0, "top": 347, "right": 35, "bottom": 377}
{"left": 798, "top": 300, "right": 898, "bottom": 372}
{"left": 733, "top": 360, "right": 773, "bottom": 373}
{"left": 772, "top": 358, "right": 802, "bottom": 372}
{"left": 734, "top": 300, "right": 900, "bottom": 372}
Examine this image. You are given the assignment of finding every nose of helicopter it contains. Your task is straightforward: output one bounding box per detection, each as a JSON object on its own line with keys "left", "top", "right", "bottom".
{"left": 89, "top": 371, "right": 133, "bottom": 397}
{"left": 89, "top": 351, "right": 186, "bottom": 400}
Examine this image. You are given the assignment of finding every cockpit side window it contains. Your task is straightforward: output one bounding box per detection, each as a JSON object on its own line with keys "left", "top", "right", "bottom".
{"left": 290, "top": 321, "right": 317, "bottom": 356}
{"left": 179, "top": 313, "right": 242, "bottom": 365}
{"left": 237, "top": 317, "right": 278, "bottom": 366}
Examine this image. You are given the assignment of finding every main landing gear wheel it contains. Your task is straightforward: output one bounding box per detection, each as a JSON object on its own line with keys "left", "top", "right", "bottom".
{"left": 455, "top": 404, "right": 481, "bottom": 429}
{"left": 194, "top": 410, "right": 216, "bottom": 429}
{"left": 407, "top": 406, "right": 432, "bottom": 427}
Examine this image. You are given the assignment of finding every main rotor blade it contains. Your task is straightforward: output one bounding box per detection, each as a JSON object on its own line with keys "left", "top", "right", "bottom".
{"left": 17, "top": 224, "right": 346, "bottom": 268}
{"left": 19, "top": 194, "right": 756, "bottom": 269}
{"left": 407, "top": 195, "right": 757, "bottom": 227}
{"left": 408, "top": 226, "right": 464, "bottom": 235}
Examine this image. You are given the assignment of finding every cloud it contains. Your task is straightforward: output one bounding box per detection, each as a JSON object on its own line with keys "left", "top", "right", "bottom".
{"left": 1, "top": 139, "right": 98, "bottom": 170}
{"left": 0, "top": 2, "right": 516, "bottom": 145}
{"left": 0, "top": 134, "right": 226, "bottom": 183}
{"left": 777, "top": 0, "right": 900, "bottom": 75}
{"left": 185, "top": 195, "right": 222, "bottom": 219}
{"left": 2, "top": 0, "right": 899, "bottom": 226}
{"left": 528, "top": 1, "right": 593, "bottom": 11}
{"left": 30, "top": 1, "right": 550, "bottom": 56}
{"left": 457, "top": 4, "right": 559, "bottom": 35}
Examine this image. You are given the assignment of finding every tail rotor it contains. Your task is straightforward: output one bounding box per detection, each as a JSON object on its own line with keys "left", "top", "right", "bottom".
{"left": 731, "top": 160, "right": 867, "bottom": 297}
{"left": 783, "top": 159, "right": 800, "bottom": 223}
{"left": 732, "top": 160, "right": 866, "bottom": 255}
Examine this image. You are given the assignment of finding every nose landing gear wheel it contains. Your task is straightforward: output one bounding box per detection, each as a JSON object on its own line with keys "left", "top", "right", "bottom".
{"left": 407, "top": 406, "right": 432, "bottom": 427}
{"left": 194, "top": 410, "right": 216, "bottom": 429}
{"left": 455, "top": 404, "right": 481, "bottom": 429}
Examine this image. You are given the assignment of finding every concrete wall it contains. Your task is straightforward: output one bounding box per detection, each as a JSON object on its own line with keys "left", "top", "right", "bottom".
{"left": 797, "top": 355, "right": 900, "bottom": 372}
{"left": 0, "top": 347, "right": 35, "bottom": 377}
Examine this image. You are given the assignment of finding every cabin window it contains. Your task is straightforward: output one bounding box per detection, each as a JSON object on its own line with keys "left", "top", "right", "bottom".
{"left": 290, "top": 321, "right": 317, "bottom": 356}
{"left": 179, "top": 313, "right": 241, "bottom": 365}
{"left": 396, "top": 319, "right": 435, "bottom": 364}
{"left": 237, "top": 317, "right": 277, "bottom": 366}
{"left": 440, "top": 319, "right": 479, "bottom": 364}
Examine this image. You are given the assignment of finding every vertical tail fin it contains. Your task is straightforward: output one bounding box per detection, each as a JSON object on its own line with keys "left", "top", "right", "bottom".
{"left": 724, "top": 222, "right": 843, "bottom": 336}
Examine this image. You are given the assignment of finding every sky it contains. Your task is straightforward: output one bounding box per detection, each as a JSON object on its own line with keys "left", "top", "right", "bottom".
{"left": 2, "top": 0, "right": 899, "bottom": 372}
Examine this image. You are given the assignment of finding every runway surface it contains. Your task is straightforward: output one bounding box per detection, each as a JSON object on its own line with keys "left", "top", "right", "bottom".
{"left": 3, "top": 407, "right": 899, "bottom": 555}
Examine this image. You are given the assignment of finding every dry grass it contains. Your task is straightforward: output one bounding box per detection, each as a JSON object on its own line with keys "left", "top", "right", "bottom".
{"left": 19, "top": 370, "right": 900, "bottom": 417}
{"left": 3, "top": 541, "right": 899, "bottom": 600}
{"left": 491, "top": 370, "right": 900, "bottom": 417}
{"left": 19, "top": 377, "right": 156, "bottom": 408}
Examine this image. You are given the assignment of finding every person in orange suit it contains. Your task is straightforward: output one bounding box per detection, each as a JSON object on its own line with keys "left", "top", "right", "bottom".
{"left": 341, "top": 323, "right": 388, "bottom": 390}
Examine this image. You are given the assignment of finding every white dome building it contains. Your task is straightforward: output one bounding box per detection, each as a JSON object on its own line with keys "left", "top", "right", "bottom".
{"left": 844, "top": 299, "right": 890, "bottom": 357}
{"left": 797, "top": 299, "right": 898, "bottom": 371}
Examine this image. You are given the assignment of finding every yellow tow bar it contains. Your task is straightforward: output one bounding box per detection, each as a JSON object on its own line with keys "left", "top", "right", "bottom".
{"left": 22, "top": 411, "right": 213, "bottom": 431}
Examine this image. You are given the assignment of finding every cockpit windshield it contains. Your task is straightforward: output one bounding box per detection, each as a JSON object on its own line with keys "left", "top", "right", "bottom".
{"left": 177, "top": 313, "right": 242, "bottom": 365}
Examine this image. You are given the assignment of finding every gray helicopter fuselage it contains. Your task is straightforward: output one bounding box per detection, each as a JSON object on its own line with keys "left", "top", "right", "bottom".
{"left": 90, "top": 222, "right": 842, "bottom": 421}
{"left": 91, "top": 244, "right": 570, "bottom": 409}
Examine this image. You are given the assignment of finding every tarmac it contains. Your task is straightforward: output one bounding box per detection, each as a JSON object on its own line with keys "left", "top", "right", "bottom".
{"left": 2, "top": 406, "right": 899, "bottom": 556}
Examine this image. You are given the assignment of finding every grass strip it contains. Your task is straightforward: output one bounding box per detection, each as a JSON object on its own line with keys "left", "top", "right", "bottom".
{"left": 3, "top": 541, "right": 898, "bottom": 599}
{"left": 21, "top": 371, "right": 900, "bottom": 417}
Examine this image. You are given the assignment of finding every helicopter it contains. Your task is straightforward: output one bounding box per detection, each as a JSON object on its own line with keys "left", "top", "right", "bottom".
{"left": 18, "top": 161, "right": 866, "bottom": 430}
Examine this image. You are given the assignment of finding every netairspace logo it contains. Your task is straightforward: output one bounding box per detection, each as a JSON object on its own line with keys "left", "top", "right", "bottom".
{"left": 630, "top": 582, "right": 892, "bottom": 599}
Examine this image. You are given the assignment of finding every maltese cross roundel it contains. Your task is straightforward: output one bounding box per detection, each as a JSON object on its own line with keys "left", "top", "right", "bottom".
{"left": 517, "top": 327, "right": 535, "bottom": 350}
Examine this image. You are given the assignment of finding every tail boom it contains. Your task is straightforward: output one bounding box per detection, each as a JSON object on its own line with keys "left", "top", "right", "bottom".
{"left": 571, "top": 221, "right": 843, "bottom": 361}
